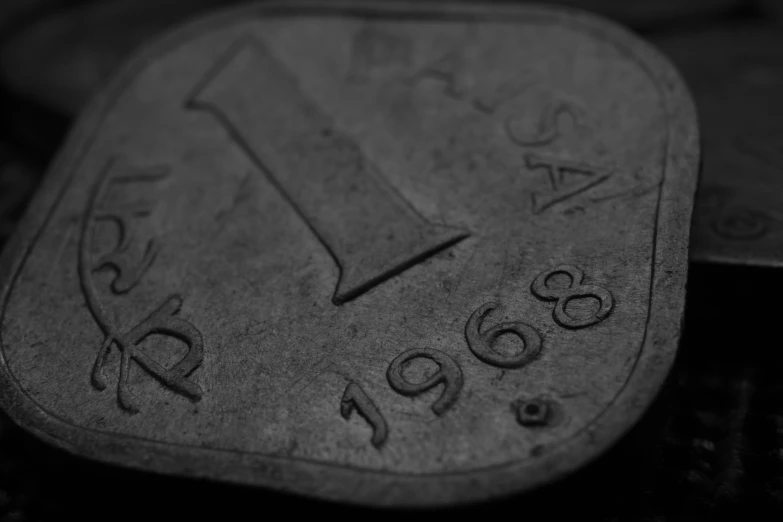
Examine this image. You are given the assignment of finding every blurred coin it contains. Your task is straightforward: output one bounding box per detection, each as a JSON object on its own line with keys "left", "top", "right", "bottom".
{"left": 756, "top": 0, "right": 783, "bottom": 20}
{"left": 655, "top": 26, "right": 783, "bottom": 267}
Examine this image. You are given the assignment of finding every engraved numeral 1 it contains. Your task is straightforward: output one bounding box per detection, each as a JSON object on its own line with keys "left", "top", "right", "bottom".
{"left": 340, "top": 381, "right": 388, "bottom": 449}
{"left": 188, "top": 38, "right": 468, "bottom": 305}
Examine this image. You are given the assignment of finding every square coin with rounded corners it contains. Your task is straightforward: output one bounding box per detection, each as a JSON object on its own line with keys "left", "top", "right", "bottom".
{"left": 0, "top": 0, "right": 699, "bottom": 507}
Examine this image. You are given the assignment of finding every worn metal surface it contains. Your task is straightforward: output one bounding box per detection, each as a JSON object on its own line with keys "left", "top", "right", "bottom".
{"left": 0, "top": 0, "right": 699, "bottom": 507}
{"left": 0, "top": 0, "right": 743, "bottom": 117}
{"left": 656, "top": 25, "right": 783, "bottom": 267}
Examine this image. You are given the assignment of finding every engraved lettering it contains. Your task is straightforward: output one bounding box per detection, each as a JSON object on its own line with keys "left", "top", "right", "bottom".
{"left": 347, "top": 24, "right": 412, "bottom": 83}
{"left": 506, "top": 101, "right": 585, "bottom": 147}
{"left": 80, "top": 157, "right": 204, "bottom": 413}
{"left": 411, "top": 50, "right": 467, "bottom": 100}
{"left": 91, "top": 162, "right": 169, "bottom": 294}
{"left": 471, "top": 79, "right": 531, "bottom": 115}
{"left": 711, "top": 206, "right": 769, "bottom": 241}
{"left": 89, "top": 296, "right": 204, "bottom": 412}
{"left": 524, "top": 153, "right": 610, "bottom": 214}
{"left": 531, "top": 265, "right": 614, "bottom": 329}
{"left": 340, "top": 381, "right": 388, "bottom": 449}
{"left": 188, "top": 38, "right": 468, "bottom": 305}
{"left": 411, "top": 51, "right": 528, "bottom": 114}
{"left": 386, "top": 348, "right": 463, "bottom": 416}
{"left": 465, "top": 302, "right": 542, "bottom": 369}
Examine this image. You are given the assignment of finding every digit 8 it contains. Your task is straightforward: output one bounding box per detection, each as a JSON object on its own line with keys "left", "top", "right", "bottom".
{"left": 531, "top": 264, "right": 614, "bottom": 329}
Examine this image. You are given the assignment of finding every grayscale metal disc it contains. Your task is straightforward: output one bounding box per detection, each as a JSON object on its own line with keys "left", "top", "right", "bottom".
{"left": 656, "top": 26, "right": 783, "bottom": 267}
{"left": 0, "top": 1, "right": 699, "bottom": 507}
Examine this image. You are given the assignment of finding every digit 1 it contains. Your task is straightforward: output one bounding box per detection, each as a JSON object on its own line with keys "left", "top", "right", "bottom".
{"left": 340, "top": 381, "right": 389, "bottom": 449}
{"left": 188, "top": 38, "right": 468, "bottom": 305}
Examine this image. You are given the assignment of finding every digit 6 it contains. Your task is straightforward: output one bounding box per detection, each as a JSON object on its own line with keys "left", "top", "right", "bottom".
{"left": 465, "top": 302, "right": 542, "bottom": 369}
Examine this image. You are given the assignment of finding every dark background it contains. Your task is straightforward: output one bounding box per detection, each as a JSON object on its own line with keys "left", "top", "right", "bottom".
{"left": 0, "top": 1, "right": 781, "bottom": 520}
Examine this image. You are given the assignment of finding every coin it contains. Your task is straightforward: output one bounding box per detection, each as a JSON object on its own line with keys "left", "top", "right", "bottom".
{"left": 756, "top": 0, "right": 783, "bottom": 20}
{"left": 655, "top": 25, "right": 783, "bottom": 267}
{"left": 0, "top": 1, "right": 698, "bottom": 507}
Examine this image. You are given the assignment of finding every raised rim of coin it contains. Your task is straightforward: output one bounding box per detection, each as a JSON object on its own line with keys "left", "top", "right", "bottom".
{"left": 0, "top": 0, "right": 699, "bottom": 507}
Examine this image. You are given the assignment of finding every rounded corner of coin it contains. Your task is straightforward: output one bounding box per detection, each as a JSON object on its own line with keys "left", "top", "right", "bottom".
{"left": 0, "top": 0, "right": 700, "bottom": 507}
